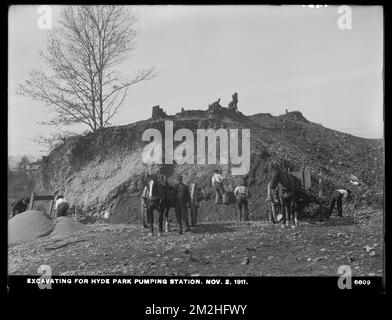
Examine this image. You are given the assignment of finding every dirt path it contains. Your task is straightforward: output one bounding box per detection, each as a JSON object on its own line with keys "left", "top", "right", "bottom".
{"left": 8, "top": 209, "right": 383, "bottom": 277}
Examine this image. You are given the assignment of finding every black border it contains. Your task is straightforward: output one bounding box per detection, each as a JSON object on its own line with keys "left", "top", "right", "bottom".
{"left": 3, "top": 1, "right": 389, "bottom": 301}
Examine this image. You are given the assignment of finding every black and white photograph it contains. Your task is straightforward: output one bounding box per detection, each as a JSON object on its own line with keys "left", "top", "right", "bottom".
{"left": 7, "top": 5, "right": 384, "bottom": 294}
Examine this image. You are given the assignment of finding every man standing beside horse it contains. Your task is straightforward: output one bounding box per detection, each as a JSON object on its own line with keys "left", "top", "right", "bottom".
{"left": 266, "top": 182, "right": 284, "bottom": 224}
{"left": 174, "top": 175, "right": 191, "bottom": 234}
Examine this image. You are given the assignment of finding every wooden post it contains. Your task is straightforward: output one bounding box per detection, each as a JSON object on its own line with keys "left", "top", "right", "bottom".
{"left": 48, "top": 199, "right": 54, "bottom": 217}
{"left": 318, "top": 171, "right": 324, "bottom": 221}
{"left": 28, "top": 192, "right": 34, "bottom": 210}
{"left": 190, "top": 183, "right": 198, "bottom": 226}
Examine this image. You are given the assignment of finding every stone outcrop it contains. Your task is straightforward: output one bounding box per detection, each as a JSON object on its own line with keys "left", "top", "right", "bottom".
{"left": 151, "top": 105, "right": 168, "bottom": 119}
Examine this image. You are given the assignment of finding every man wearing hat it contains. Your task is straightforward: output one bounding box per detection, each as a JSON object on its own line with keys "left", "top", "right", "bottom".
{"left": 173, "top": 174, "right": 191, "bottom": 234}
{"left": 211, "top": 168, "right": 227, "bottom": 205}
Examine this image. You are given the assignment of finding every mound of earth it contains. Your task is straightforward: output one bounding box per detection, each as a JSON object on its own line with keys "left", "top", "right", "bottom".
{"left": 8, "top": 210, "right": 55, "bottom": 245}
{"left": 30, "top": 106, "right": 383, "bottom": 224}
{"left": 50, "top": 217, "right": 88, "bottom": 238}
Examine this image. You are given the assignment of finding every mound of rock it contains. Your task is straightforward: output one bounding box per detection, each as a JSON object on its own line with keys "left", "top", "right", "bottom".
{"left": 50, "top": 217, "right": 88, "bottom": 238}
{"left": 8, "top": 210, "right": 55, "bottom": 245}
{"left": 31, "top": 103, "right": 383, "bottom": 224}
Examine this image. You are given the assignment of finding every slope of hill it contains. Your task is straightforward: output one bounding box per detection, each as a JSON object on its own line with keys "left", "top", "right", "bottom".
{"left": 31, "top": 105, "right": 384, "bottom": 224}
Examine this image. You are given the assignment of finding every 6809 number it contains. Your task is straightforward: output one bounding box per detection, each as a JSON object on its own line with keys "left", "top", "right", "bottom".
{"left": 354, "top": 280, "right": 371, "bottom": 285}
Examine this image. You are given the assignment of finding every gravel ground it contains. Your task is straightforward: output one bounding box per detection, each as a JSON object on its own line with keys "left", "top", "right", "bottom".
{"left": 8, "top": 208, "right": 383, "bottom": 277}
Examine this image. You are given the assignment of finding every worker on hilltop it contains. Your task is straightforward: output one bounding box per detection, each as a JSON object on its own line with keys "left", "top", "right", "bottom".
{"left": 234, "top": 179, "right": 249, "bottom": 221}
{"left": 328, "top": 188, "right": 352, "bottom": 218}
{"left": 211, "top": 168, "right": 228, "bottom": 205}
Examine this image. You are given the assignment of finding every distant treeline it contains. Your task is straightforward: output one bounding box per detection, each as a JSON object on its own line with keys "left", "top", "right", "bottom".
{"left": 8, "top": 168, "right": 31, "bottom": 202}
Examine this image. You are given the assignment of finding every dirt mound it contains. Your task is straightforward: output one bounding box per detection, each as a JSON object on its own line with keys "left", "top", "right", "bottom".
{"left": 8, "top": 210, "right": 55, "bottom": 245}
{"left": 50, "top": 217, "right": 88, "bottom": 238}
{"left": 31, "top": 106, "right": 383, "bottom": 224}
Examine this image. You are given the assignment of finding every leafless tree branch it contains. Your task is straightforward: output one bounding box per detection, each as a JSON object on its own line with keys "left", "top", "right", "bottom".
{"left": 18, "top": 5, "right": 156, "bottom": 133}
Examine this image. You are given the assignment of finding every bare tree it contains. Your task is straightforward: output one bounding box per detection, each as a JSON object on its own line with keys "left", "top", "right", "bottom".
{"left": 18, "top": 6, "right": 156, "bottom": 132}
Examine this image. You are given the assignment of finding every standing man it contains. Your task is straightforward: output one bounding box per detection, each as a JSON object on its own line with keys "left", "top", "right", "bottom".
{"left": 328, "top": 188, "right": 351, "bottom": 217}
{"left": 211, "top": 169, "right": 227, "bottom": 205}
{"left": 234, "top": 180, "right": 249, "bottom": 221}
{"left": 174, "top": 175, "right": 191, "bottom": 234}
{"left": 55, "top": 195, "right": 69, "bottom": 217}
{"left": 10, "top": 196, "right": 30, "bottom": 217}
{"left": 157, "top": 173, "right": 168, "bottom": 209}
{"left": 141, "top": 183, "right": 149, "bottom": 228}
{"left": 266, "top": 182, "right": 284, "bottom": 224}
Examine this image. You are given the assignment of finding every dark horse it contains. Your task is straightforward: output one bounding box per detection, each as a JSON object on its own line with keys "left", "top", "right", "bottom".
{"left": 144, "top": 174, "right": 177, "bottom": 236}
{"left": 269, "top": 163, "right": 304, "bottom": 227}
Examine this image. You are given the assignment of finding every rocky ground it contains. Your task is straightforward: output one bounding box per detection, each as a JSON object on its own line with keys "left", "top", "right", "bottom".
{"left": 8, "top": 207, "right": 383, "bottom": 277}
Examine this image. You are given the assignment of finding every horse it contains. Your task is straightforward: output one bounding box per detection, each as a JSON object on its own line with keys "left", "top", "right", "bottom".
{"left": 144, "top": 174, "right": 177, "bottom": 236}
{"left": 269, "top": 163, "right": 303, "bottom": 227}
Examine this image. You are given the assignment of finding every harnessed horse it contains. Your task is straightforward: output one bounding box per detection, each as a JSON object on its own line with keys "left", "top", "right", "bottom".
{"left": 269, "top": 163, "right": 303, "bottom": 227}
{"left": 145, "top": 175, "right": 176, "bottom": 236}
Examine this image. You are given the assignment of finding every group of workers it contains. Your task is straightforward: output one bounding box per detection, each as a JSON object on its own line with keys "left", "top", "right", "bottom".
{"left": 141, "top": 173, "right": 196, "bottom": 233}
{"left": 141, "top": 167, "right": 352, "bottom": 226}
{"left": 10, "top": 194, "right": 70, "bottom": 218}
{"left": 211, "top": 168, "right": 351, "bottom": 221}
{"left": 11, "top": 171, "right": 352, "bottom": 224}
{"left": 211, "top": 168, "right": 250, "bottom": 221}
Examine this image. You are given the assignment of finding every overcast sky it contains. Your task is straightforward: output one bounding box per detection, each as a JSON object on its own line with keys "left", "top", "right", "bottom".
{"left": 8, "top": 5, "right": 383, "bottom": 157}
